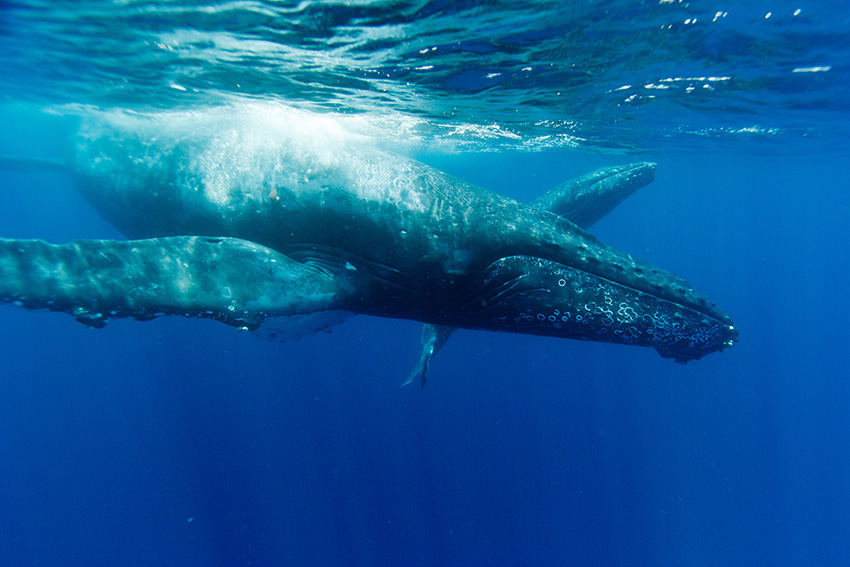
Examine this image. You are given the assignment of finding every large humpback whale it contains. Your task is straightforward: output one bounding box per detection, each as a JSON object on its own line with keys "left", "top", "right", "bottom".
{"left": 0, "top": 106, "right": 737, "bottom": 378}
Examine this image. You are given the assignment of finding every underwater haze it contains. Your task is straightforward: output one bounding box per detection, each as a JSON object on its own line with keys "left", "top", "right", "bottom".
{"left": 1, "top": 1, "right": 849, "bottom": 565}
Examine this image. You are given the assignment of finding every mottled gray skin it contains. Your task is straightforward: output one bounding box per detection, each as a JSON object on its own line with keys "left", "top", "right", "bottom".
{"left": 406, "top": 162, "right": 657, "bottom": 387}
{"left": 0, "top": 237, "right": 347, "bottom": 328}
{"left": 0, "top": 109, "right": 737, "bottom": 368}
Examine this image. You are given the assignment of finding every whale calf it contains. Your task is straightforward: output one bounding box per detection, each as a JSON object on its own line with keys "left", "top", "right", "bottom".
{"left": 0, "top": 106, "right": 737, "bottom": 378}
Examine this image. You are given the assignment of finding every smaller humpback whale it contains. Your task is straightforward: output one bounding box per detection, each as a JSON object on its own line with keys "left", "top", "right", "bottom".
{"left": 0, "top": 106, "right": 737, "bottom": 382}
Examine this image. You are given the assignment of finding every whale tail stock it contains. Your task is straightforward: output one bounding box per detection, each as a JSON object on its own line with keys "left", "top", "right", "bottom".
{"left": 0, "top": 236, "right": 352, "bottom": 329}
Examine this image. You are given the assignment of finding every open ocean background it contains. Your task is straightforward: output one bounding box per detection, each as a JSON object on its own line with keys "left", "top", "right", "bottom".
{"left": 1, "top": 1, "right": 849, "bottom": 565}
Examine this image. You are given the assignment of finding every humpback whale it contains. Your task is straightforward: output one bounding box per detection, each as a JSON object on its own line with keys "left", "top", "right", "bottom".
{"left": 0, "top": 106, "right": 737, "bottom": 379}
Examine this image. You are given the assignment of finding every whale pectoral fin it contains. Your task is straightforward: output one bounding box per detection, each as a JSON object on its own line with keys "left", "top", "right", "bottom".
{"left": 532, "top": 162, "right": 656, "bottom": 229}
{"left": 0, "top": 236, "right": 353, "bottom": 329}
{"left": 401, "top": 324, "right": 456, "bottom": 389}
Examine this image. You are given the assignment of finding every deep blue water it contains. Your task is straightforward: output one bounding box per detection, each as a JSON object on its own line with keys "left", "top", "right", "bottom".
{"left": 2, "top": 2, "right": 850, "bottom": 566}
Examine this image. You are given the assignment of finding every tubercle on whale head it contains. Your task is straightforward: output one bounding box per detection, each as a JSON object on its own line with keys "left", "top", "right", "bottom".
{"left": 656, "top": 323, "right": 738, "bottom": 363}
{"left": 455, "top": 255, "right": 738, "bottom": 363}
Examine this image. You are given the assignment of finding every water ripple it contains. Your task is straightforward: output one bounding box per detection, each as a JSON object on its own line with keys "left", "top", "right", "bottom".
{"left": 0, "top": 0, "right": 847, "bottom": 151}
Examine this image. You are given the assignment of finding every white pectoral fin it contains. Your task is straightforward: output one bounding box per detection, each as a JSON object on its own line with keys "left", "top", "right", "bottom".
{"left": 0, "top": 236, "right": 355, "bottom": 329}
{"left": 401, "top": 323, "right": 456, "bottom": 389}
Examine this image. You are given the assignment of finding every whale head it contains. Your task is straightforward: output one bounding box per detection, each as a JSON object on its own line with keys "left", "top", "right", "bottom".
{"left": 458, "top": 255, "right": 738, "bottom": 363}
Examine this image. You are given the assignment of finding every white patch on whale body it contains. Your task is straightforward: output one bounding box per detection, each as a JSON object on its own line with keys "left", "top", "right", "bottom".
{"left": 254, "top": 310, "right": 355, "bottom": 344}
{"left": 72, "top": 102, "right": 441, "bottom": 220}
{"left": 187, "top": 105, "right": 358, "bottom": 208}
{"left": 77, "top": 102, "right": 376, "bottom": 208}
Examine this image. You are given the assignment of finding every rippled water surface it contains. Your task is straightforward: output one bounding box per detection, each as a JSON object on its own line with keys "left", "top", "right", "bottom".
{"left": 2, "top": 0, "right": 847, "bottom": 150}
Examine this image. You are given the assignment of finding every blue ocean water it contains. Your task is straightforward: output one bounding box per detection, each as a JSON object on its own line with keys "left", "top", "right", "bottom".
{"left": 1, "top": 1, "right": 849, "bottom": 566}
